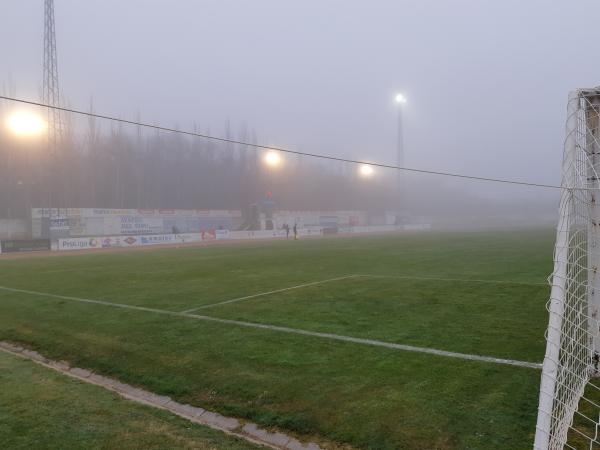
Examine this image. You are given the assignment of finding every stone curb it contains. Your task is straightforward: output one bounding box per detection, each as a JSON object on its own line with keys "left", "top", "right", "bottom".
{"left": 0, "top": 341, "right": 323, "bottom": 450}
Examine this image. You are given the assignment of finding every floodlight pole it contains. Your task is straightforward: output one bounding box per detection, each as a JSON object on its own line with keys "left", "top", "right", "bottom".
{"left": 43, "top": 0, "right": 62, "bottom": 244}
{"left": 396, "top": 101, "right": 405, "bottom": 216}
{"left": 397, "top": 105, "right": 404, "bottom": 184}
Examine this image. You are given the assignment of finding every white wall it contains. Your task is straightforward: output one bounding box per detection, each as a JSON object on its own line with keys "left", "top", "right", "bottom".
{"left": 0, "top": 219, "right": 28, "bottom": 239}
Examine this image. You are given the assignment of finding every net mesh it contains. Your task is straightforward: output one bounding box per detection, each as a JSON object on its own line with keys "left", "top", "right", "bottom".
{"left": 535, "top": 88, "right": 600, "bottom": 449}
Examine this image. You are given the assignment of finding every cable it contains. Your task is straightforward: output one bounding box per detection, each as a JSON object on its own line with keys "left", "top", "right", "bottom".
{"left": 0, "top": 95, "right": 562, "bottom": 190}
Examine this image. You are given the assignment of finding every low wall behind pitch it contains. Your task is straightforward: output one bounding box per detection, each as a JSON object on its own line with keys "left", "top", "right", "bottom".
{"left": 52, "top": 224, "right": 427, "bottom": 252}
{"left": 57, "top": 232, "right": 216, "bottom": 251}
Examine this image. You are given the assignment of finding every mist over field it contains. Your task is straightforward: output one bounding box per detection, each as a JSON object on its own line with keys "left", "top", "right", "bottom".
{"left": 1, "top": 0, "right": 599, "bottom": 229}
{"left": 4, "top": 3, "right": 600, "bottom": 449}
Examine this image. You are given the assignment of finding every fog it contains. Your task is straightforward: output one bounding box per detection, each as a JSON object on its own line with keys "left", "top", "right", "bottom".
{"left": 1, "top": 0, "right": 599, "bottom": 232}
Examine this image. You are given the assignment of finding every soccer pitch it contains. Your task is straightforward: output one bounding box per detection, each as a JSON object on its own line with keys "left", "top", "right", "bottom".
{"left": 0, "top": 230, "right": 553, "bottom": 449}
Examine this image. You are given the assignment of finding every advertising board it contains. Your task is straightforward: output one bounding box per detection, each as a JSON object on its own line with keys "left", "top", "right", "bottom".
{"left": 119, "top": 216, "right": 164, "bottom": 235}
{"left": 215, "top": 229, "right": 230, "bottom": 240}
{"left": 58, "top": 237, "right": 102, "bottom": 251}
{"left": 49, "top": 217, "right": 70, "bottom": 231}
{"left": 138, "top": 234, "right": 174, "bottom": 246}
{"left": 201, "top": 230, "right": 216, "bottom": 240}
{"left": 0, "top": 239, "right": 51, "bottom": 253}
{"left": 58, "top": 233, "right": 206, "bottom": 251}
{"left": 55, "top": 223, "right": 390, "bottom": 253}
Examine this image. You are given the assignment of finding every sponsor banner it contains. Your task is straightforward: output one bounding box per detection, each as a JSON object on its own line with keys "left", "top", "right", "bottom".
{"left": 91, "top": 208, "right": 137, "bottom": 217}
{"left": 0, "top": 239, "right": 51, "bottom": 253}
{"left": 216, "top": 229, "right": 230, "bottom": 240}
{"left": 32, "top": 208, "right": 84, "bottom": 219}
{"left": 136, "top": 209, "right": 157, "bottom": 216}
{"left": 139, "top": 234, "right": 174, "bottom": 246}
{"left": 100, "top": 236, "right": 126, "bottom": 248}
{"left": 344, "top": 225, "right": 419, "bottom": 233}
{"left": 119, "top": 216, "right": 163, "bottom": 235}
{"left": 194, "top": 210, "right": 242, "bottom": 218}
{"left": 201, "top": 230, "right": 216, "bottom": 241}
{"left": 229, "top": 230, "right": 287, "bottom": 240}
{"left": 96, "top": 234, "right": 176, "bottom": 248}
{"left": 402, "top": 224, "right": 432, "bottom": 231}
{"left": 58, "top": 237, "right": 102, "bottom": 251}
{"left": 34, "top": 208, "right": 243, "bottom": 219}
{"left": 174, "top": 233, "right": 203, "bottom": 243}
{"left": 68, "top": 217, "right": 87, "bottom": 236}
{"left": 274, "top": 210, "right": 367, "bottom": 227}
{"left": 300, "top": 227, "right": 323, "bottom": 236}
{"left": 227, "top": 229, "right": 323, "bottom": 240}
{"left": 58, "top": 233, "right": 191, "bottom": 251}
{"left": 50, "top": 217, "right": 70, "bottom": 231}
{"left": 54, "top": 224, "right": 428, "bottom": 253}
{"left": 104, "top": 217, "right": 122, "bottom": 235}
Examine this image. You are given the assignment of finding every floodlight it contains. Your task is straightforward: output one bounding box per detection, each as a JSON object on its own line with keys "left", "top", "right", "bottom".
{"left": 264, "top": 151, "right": 282, "bottom": 168}
{"left": 395, "top": 93, "right": 407, "bottom": 104}
{"left": 6, "top": 111, "right": 47, "bottom": 137}
{"left": 359, "top": 164, "right": 375, "bottom": 177}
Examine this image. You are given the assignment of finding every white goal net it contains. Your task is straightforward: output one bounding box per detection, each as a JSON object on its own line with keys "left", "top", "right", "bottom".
{"left": 535, "top": 88, "right": 600, "bottom": 449}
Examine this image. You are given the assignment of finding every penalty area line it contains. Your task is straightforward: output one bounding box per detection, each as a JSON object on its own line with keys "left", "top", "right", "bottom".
{"left": 356, "top": 274, "right": 547, "bottom": 286}
{"left": 181, "top": 274, "right": 360, "bottom": 313}
{"left": 0, "top": 284, "right": 541, "bottom": 370}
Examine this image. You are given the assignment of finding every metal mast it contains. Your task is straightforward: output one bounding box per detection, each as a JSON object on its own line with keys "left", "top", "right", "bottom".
{"left": 43, "top": 0, "right": 62, "bottom": 237}
{"left": 394, "top": 94, "right": 406, "bottom": 221}
{"left": 397, "top": 104, "right": 404, "bottom": 201}
{"left": 43, "top": 0, "right": 62, "bottom": 149}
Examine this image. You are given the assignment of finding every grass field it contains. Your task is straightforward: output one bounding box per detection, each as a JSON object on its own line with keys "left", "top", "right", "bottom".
{"left": 0, "top": 230, "right": 554, "bottom": 449}
{"left": 0, "top": 350, "right": 260, "bottom": 450}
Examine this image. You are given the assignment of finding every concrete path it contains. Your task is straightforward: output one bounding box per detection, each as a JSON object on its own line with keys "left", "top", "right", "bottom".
{"left": 0, "top": 341, "right": 323, "bottom": 450}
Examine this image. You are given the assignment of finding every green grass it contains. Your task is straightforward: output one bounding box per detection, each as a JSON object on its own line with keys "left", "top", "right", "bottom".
{"left": 0, "top": 351, "right": 260, "bottom": 450}
{"left": 204, "top": 275, "right": 546, "bottom": 361}
{"left": 0, "top": 230, "right": 554, "bottom": 449}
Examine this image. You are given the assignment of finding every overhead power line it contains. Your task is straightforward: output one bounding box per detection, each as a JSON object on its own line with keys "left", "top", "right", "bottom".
{"left": 0, "top": 95, "right": 562, "bottom": 190}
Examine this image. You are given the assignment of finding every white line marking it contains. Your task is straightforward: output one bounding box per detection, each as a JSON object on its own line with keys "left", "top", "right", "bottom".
{"left": 181, "top": 275, "right": 360, "bottom": 313}
{"left": 41, "top": 268, "right": 181, "bottom": 276}
{"left": 40, "top": 267, "right": 96, "bottom": 274}
{"left": 0, "top": 284, "right": 541, "bottom": 370}
{"left": 357, "top": 274, "right": 547, "bottom": 286}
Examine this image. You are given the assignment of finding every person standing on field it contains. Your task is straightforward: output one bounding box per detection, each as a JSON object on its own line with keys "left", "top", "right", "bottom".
{"left": 293, "top": 223, "right": 298, "bottom": 240}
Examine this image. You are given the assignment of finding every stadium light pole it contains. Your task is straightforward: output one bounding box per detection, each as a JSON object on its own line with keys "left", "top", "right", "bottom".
{"left": 394, "top": 93, "right": 406, "bottom": 221}
{"left": 262, "top": 150, "right": 282, "bottom": 230}
{"left": 395, "top": 93, "right": 406, "bottom": 168}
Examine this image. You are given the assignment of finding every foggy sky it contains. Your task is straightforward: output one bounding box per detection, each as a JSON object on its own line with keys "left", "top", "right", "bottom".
{"left": 1, "top": 0, "right": 599, "bottom": 198}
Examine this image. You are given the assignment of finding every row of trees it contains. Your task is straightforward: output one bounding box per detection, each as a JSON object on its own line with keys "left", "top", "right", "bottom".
{"left": 0, "top": 87, "right": 557, "bottom": 228}
{"left": 0, "top": 99, "right": 397, "bottom": 220}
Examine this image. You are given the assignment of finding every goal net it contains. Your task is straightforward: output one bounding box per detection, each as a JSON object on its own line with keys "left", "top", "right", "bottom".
{"left": 535, "top": 88, "right": 600, "bottom": 449}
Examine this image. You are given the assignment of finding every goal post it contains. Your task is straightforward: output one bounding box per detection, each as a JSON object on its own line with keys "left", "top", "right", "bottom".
{"left": 535, "top": 88, "right": 600, "bottom": 449}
